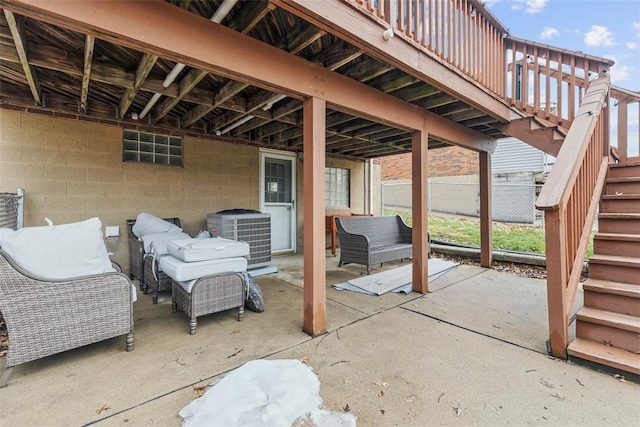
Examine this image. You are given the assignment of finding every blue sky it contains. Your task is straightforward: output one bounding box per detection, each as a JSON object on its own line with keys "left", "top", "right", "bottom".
{"left": 483, "top": 0, "right": 640, "bottom": 91}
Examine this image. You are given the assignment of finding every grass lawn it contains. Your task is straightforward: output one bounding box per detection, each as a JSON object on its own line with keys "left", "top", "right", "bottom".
{"left": 385, "top": 209, "right": 594, "bottom": 258}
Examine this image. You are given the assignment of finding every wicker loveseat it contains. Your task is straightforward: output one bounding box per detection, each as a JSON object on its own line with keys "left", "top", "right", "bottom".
{"left": 0, "top": 250, "right": 134, "bottom": 387}
{"left": 127, "top": 217, "right": 181, "bottom": 304}
{"left": 335, "top": 215, "right": 413, "bottom": 274}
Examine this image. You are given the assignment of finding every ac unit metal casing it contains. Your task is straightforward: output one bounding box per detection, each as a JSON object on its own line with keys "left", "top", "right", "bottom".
{"left": 207, "top": 212, "right": 271, "bottom": 268}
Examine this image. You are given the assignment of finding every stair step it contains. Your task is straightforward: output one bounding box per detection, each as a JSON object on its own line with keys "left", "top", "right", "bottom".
{"left": 605, "top": 177, "right": 640, "bottom": 195}
{"left": 598, "top": 213, "right": 640, "bottom": 234}
{"left": 593, "top": 233, "right": 640, "bottom": 257}
{"left": 568, "top": 337, "right": 640, "bottom": 376}
{"left": 601, "top": 194, "right": 640, "bottom": 213}
{"left": 577, "top": 306, "right": 640, "bottom": 332}
{"left": 576, "top": 307, "right": 640, "bottom": 353}
{"left": 583, "top": 279, "right": 640, "bottom": 316}
{"left": 608, "top": 161, "right": 640, "bottom": 179}
{"left": 589, "top": 254, "right": 640, "bottom": 285}
{"left": 589, "top": 254, "right": 640, "bottom": 268}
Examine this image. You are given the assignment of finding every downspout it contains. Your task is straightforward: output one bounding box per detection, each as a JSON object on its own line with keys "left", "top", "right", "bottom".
{"left": 137, "top": 0, "right": 239, "bottom": 120}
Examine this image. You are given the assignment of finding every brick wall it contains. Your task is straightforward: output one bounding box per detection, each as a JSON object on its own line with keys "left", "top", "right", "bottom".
{"left": 380, "top": 146, "right": 479, "bottom": 180}
{"left": 0, "top": 107, "right": 373, "bottom": 268}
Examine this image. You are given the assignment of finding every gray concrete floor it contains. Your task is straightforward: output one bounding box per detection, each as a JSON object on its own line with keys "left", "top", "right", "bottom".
{"left": 1, "top": 252, "right": 638, "bottom": 426}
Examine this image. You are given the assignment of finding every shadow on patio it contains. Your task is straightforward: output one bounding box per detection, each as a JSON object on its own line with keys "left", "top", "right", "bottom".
{"left": 1, "top": 252, "right": 637, "bottom": 426}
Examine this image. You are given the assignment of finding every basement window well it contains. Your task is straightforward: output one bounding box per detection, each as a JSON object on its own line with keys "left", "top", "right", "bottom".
{"left": 122, "top": 129, "right": 182, "bottom": 166}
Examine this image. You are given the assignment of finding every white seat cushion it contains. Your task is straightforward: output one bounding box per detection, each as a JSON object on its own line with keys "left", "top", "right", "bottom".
{"left": 167, "top": 237, "right": 250, "bottom": 262}
{"left": 0, "top": 217, "right": 115, "bottom": 279}
{"left": 132, "top": 212, "right": 182, "bottom": 238}
{"left": 159, "top": 255, "right": 247, "bottom": 283}
{"left": 141, "top": 232, "right": 190, "bottom": 254}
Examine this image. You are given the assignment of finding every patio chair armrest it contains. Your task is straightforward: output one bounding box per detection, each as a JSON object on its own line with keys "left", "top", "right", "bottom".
{"left": 0, "top": 250, "right": 134, "bottom": 368}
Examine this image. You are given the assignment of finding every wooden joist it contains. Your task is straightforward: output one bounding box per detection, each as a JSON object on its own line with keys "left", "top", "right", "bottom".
{"left": 3, "top": 9, "right": 41, "bottom": 105}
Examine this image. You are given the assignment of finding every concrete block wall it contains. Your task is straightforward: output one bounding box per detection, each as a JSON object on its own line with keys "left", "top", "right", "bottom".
{"left": 0, "top": 107, "right": 371, "bottom": 270}
{"left": 0, "top": 108, "right": 259, "bottom": 271}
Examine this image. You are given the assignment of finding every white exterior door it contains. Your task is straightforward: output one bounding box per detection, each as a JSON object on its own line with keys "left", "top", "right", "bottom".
{"left": 260, "top": 150, "right": 296, "bottom": 253}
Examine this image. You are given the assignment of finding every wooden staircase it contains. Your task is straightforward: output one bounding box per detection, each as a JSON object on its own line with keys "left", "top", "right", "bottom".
{"left": 567, "top": 161, "right": 640, "bottom": 376}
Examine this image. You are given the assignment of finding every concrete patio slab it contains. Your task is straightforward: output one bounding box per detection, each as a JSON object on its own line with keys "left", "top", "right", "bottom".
{"left": 0, "top": 275, "right": 364, "bottom": 426}
{"left": 1, "top": 254, "right": 637, "bottom": 427}
{"left": 403, "top": 268, "right": 584, "bottom": 354}
{"left": 270, "top": 308, "right": 640, "bottom": 426}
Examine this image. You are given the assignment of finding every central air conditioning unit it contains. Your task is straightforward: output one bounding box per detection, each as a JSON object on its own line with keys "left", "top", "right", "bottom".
{"left": 207, "top": 210, "right": 271, "bottom": 269}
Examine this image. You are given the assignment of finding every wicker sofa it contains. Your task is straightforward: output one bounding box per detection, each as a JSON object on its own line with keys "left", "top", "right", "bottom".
{"left": 127, "top": 217, "right": 181, "bottom": 304}
{"left": 335, "top": 215, "right": 413, "bottom": 274}
{"left": 0, "top": 250, "right": 134, "bottom": 387}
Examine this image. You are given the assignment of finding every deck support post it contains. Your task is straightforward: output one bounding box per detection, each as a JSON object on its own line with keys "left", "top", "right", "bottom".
{"left": 302, "top": 96, "right": 327, "bottom": 336}
{"left": 479, "top": 151, "right": 493, "bottom": 267}
{"left": 411, "top": 126, "right": 429, "bottom": 293}
{"left": 544, "top": 208, "right": 569, "bottom": 358}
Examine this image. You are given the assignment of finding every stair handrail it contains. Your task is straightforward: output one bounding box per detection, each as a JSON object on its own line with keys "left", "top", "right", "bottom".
{"left": 535, "top": 73, "right": 611, "bottom": 358}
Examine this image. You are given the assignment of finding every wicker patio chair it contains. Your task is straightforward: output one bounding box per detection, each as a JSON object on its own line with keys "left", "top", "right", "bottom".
{"left": 172, "top": 272, "right": 246, "bottom": 335}
{"left": 0, "top": 250, "right": 134, "bottom": 387}
{"left": 127, "top": 217, "right": 181, "bottom": 299}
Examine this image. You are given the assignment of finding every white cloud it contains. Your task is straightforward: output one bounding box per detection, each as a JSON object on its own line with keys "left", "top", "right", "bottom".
{"left": 606, "top": 56, "right": 631, "bottom": 84}
{"left": 633, "top": 22, "right": 640, "bottom": 31}
{"left": 611, "top": 64, "right": 631, "bottom": 84}
{"left": 627, "top": 41, "right": 638, "bottom": 50}
{"left": 525, "top": 0, "right": 548, "bottom": 14}
{"left": 584, "top": 25, "right": 616, "bottom": 47}
{"left": 507, "top": 0, "right": 548, "bottom": 14}
{"left": 540, "top": 27, "right": 559, "bottom": 40}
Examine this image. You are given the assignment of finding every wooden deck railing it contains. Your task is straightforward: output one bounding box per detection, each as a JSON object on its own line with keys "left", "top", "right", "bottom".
{"left": 350, "top": 0, "right": 507, "bottom": 97}
{"left": 612, "top": 86, "right": 640, "bottom": 162}
{"left": 535, "top": 75, "right": 611, "bottom": 358}
{"left": 504, "top": 36, "right": 614, "bottom": 128}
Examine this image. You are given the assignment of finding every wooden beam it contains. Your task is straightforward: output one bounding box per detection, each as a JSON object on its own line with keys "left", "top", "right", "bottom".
{"left": 272, "top": 0, "right": 521, "bottom": 122}
{"left": 180, "top": 21, "right": 321, "bottom": 128}
{"left": 494, "top": 118, "right": 564, "bottom": 156}
{"left": 179, "top": 1, "right": 276, "bottom": 128}
{"left": 412, "top": 127, "right": 429, "bottom": 293}
{"left": 79, "top": 34, "right": 94, "bottom": 114}
{"left": 479, "top": 151, "right": 493, "bottom": 267}
{"left": 118, "top": 53, "right": 158, "bottom": 119}
{"left": 2, "top": 0, "right": 495, "bottom": 152}
{"left": 302, "top": 96, "right": 326, "bottom": 336}
{"left": 3, "top": 9, "right": 41, "bottom": 105}
{"left": 181, "top": 80, "right": 249, "bottom": 129}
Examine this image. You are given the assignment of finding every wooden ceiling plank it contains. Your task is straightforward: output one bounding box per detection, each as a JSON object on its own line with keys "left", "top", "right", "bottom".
{"left": 273, "top": 0, "right": 519, "bottom": 122}
{"left": 3, "top": 0, "right": 496, "bottom": 152}
{"left": 181, "top": 80, "right": 249, "bottom": 128}
{"left": 79, "top": 34, "right": 94, "bottom": 113}
{"left": 118, "top": 52, "right": 158, "bottom": 119}
{"left": 179, "top": 1, "right": 275, "bottom": 128}
{"left": 3, "top": 9, "right": 41, "bottom": 105}
{"left": 205, "top": 24, "right": 325, "bottom": 131}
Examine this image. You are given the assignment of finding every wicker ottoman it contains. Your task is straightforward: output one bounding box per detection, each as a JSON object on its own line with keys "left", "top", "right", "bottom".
{"left": 172, "top": 272, "right": 246, "bottom": 335}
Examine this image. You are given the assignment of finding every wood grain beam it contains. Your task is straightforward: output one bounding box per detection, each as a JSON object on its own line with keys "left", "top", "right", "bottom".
{"left": 178, "top": 1, "right": 275, "bottom": 127}
{"left": 3, "top": 9, "right": 41, "bottom": 105}
{"left": 302, "top": 96, "right": 327, "bottom": 336}
{"left": 79, "top": 34, "right": 94, "bottom": 113}
{"left": 273, "top": 0, "right": 520, "bottom": 122}
{"left": 199, "top": 23, "right": 325, "bottom": 131}
{"left": 3, "top": 0, "right": 496, "bottom": 152}
{"left": 181, "top": 80, "right": 249, "bottom": 128}
{"left": 118, "top": 53, "right": 158, "bottom": 119}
